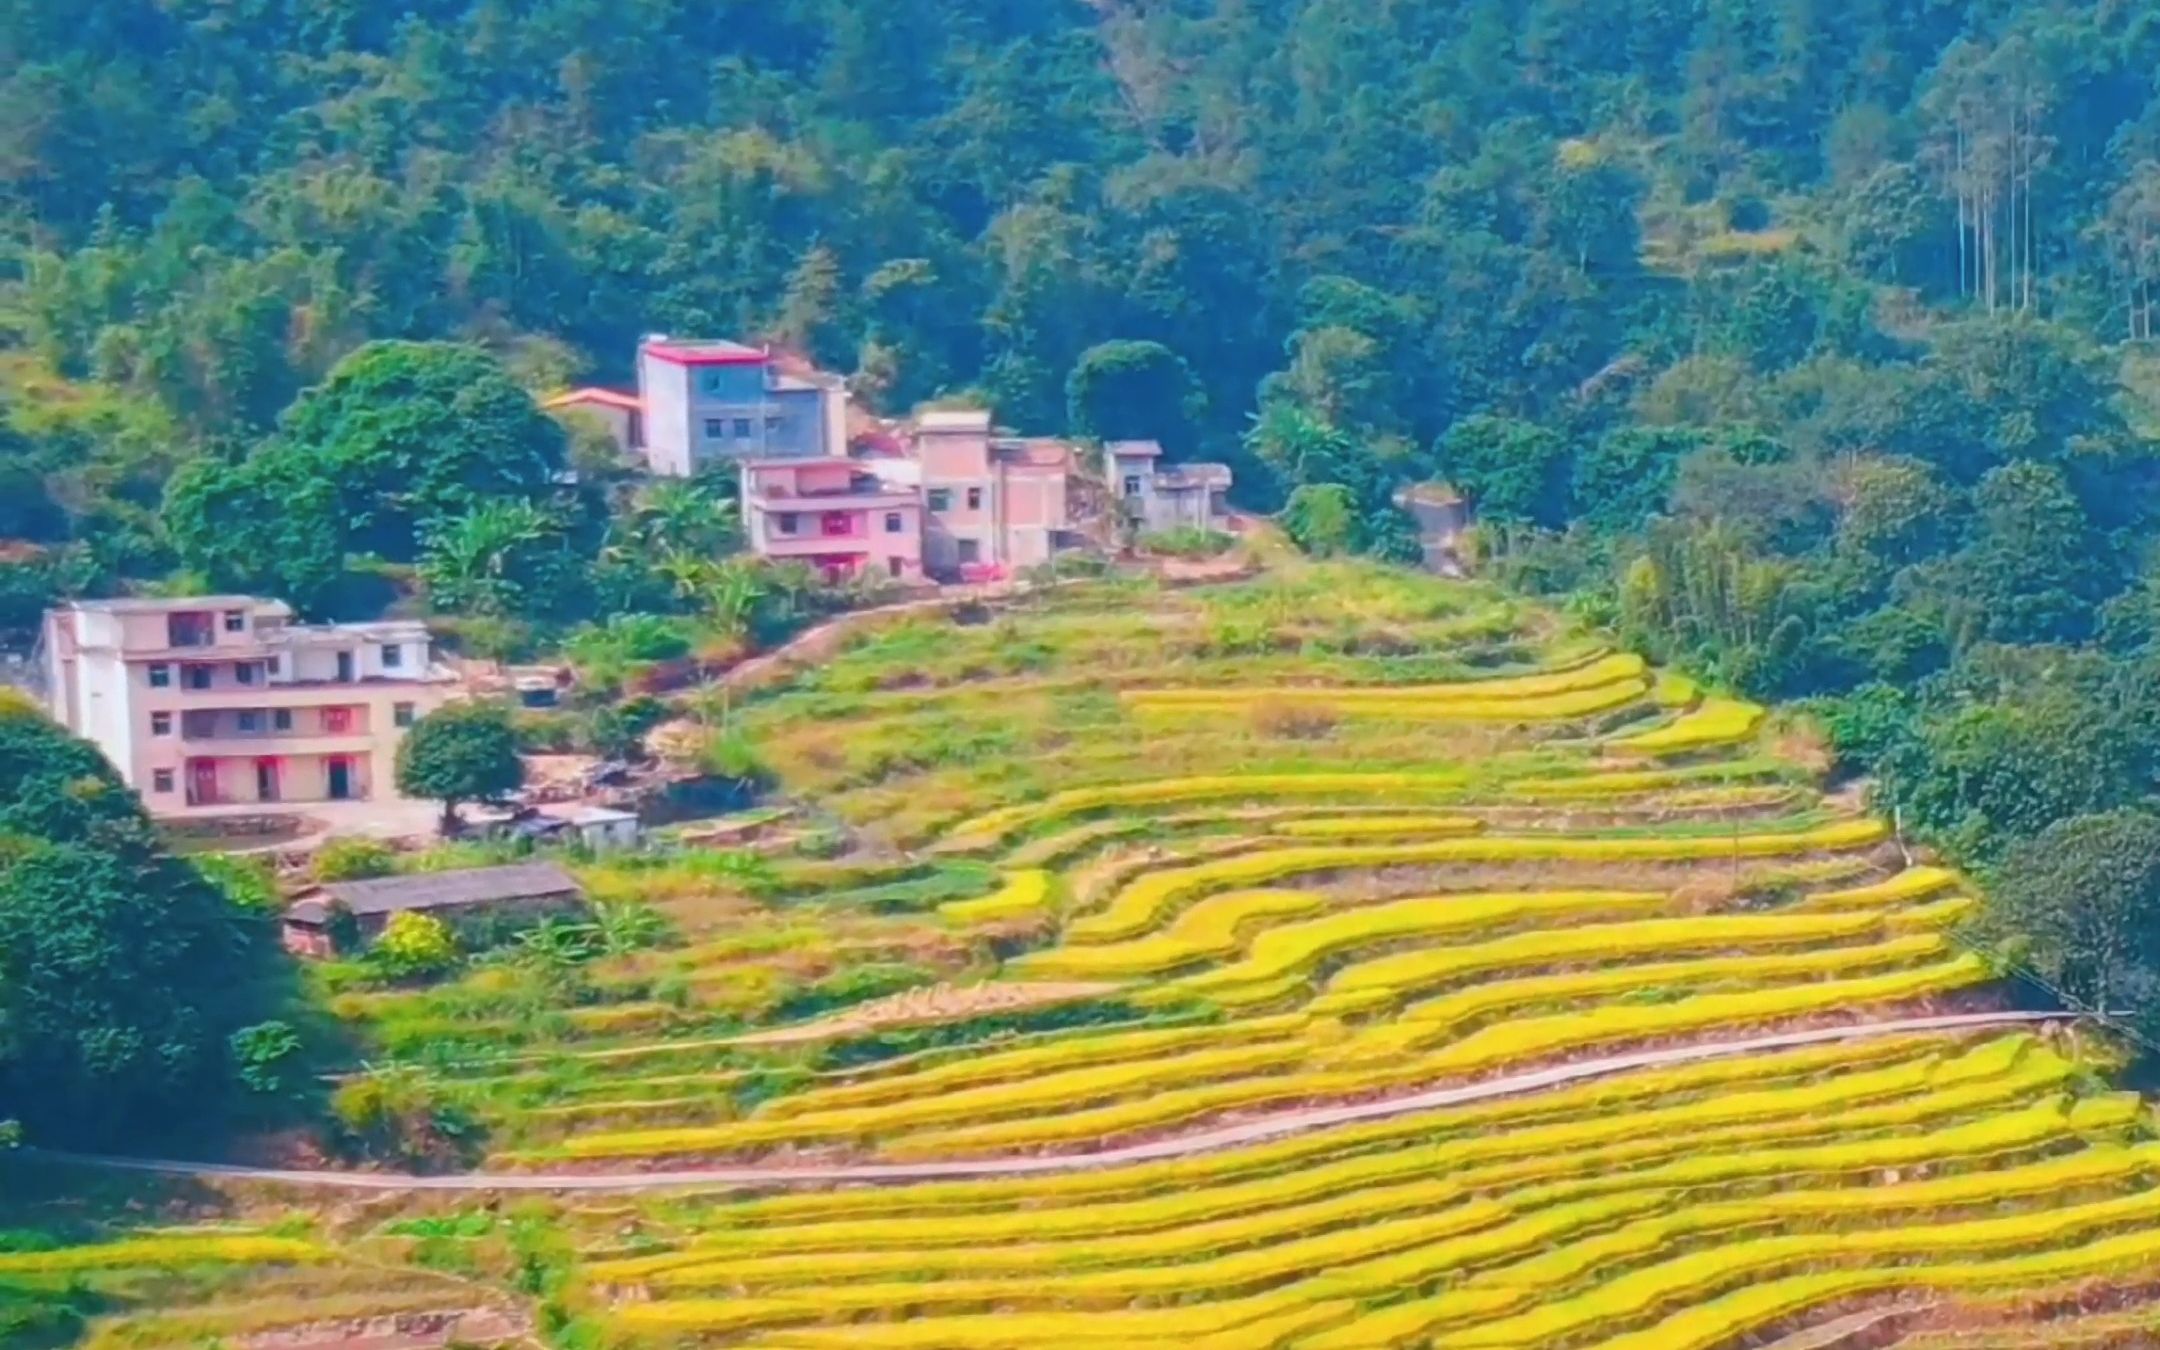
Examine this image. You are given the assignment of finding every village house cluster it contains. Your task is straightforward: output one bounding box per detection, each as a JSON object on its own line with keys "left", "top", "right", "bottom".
{"left": 35, "top": 336, "right": 1237, "bottom": 826}
{"left": 550, "top": 335, "right": 1235, "bottom": 584}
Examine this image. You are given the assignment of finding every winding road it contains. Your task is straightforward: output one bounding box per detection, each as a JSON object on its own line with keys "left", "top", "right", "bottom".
{"left": 31, "top": 1011, "right": 2076, "bottom": 1193}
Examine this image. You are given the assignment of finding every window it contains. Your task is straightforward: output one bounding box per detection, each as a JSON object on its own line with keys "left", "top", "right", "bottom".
{"left": 184, "top": 664, "right": 212, "bottom": 690}
{"left": 273, "top": 709, "right": 293, "bottom": 732}
{"left": 765, "top": 415, "right": 782, "bottom": 431}
{"left": 776, "top": 512, "right": 799, "bottom": 536}
{"left": 966, "top": 487, "right": 983, "bottom": 510}
{"left": 237, "top": 710, "right": 262, "bottom": 733}
{"left": 821, "top": 512, "right": 852, "bottom": 537}
{"left": 152, "top": 769, "right": 175, "bottom": 793}
{"left": 150, "top": 711, "right": 172, "bottom": 737}
{"left": 1123, "top": 475, "right": 1144, "bottom": 497}
{"left": 704, "top": 417, "right": 727, "bottom": 438}
{"left": 168, "top": 613, "right": 214, "bottom": 647}
{"left": 223, "top": 609, "right": 246, "bottom": 633}
{"left": 732, "top": 417, "right": 753, "bottom": 438}
{"left": 266, "top": 655, "right": 281, "bottom": 677}
{"left": 927, "top": 488, "right": 952, "bottom": 511}
{"left": 323, "top": 707, "right": 353, "bottom": 734}
{"left": 956, "top": 539, "right": 982, "bottom": 565}
{"left": 235, "top": 662, "right": 258, "bottom": 686}
{"left": 394, "top": 702, "right": 417, "bottom": 729}
{"left": 884, "top": 512, "right": 904, "bottom": 534}
{"left": 148, "top": 663, "right": 171, "bottom": 688}
{"left": 381, "top": 643, "right": 403, "bottom": 669}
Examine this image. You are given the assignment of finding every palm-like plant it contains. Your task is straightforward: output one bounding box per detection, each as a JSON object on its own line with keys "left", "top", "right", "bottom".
{"left": 420, "top": 500, "right": 556, "bottom": 615}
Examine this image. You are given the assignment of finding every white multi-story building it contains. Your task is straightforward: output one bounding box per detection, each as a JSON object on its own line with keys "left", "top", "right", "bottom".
{"left": 41, "top": 597, "right": 456, "bottom": 816}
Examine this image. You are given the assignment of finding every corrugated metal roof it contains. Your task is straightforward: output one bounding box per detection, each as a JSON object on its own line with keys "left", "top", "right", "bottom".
{"left": 319, "top": 861, "right": 583, "bottom": 917}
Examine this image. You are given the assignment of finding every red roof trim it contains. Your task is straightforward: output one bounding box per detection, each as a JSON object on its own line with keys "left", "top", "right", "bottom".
{"left": 545, "top": 387, "right": 644, "bottom": 412}
{"left": 641, "top": 341, "right": 770, "bottom": 367}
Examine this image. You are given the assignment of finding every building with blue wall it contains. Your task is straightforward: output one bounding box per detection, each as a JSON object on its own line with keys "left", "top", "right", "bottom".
{"left": 636, "top": 338, "right": 847, "bottom": 476}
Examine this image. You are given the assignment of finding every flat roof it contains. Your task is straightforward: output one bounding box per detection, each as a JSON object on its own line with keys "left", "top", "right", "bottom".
{"left": 641, "top": 339, "right": 769, "bottom": 367}
{"left": 1107, "top": 440, "right": 1164, "bottom": 458}
{"left": 1160, "top": 462, "right": 1234, "bottom": 488}
{"left": 70, "top": 595, "right": 291, "bottom": 615}
{"left": 316, "top": 862, "right": 584, "bottom": 918}
{"left": 917, "top": 408, "right": 994, "bottom": 431}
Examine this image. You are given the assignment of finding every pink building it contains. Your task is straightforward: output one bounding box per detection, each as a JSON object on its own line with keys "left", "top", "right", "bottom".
{"left": 738, "top": 459, "right": 924, "bottom": 583}
{"left": 41, "top": 597, "right": 456, "bottom": 817}
{"left": 912, "top": 409, "right": 1075, "bottom": 579}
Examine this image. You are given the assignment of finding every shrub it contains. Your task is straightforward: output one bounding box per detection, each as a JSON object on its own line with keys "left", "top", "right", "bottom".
{"left": 369, "top": 912, "right": 460, "bottom": 981}
{"left": 327, "top": 1069, "right": 481, "bottom": 1168}
{"left": 1139, "top": 527, "right": 1235, "bottom": 560}
{"left": 314, "top": 837, "right": 397, "bottom": 882}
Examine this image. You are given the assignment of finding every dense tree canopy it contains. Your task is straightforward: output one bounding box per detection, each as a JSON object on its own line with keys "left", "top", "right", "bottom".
{"left": 395, "top": 701, "right": 526, "bottom": 832}
{"left": 0, "top": 694, "right": 285, "bottom": 1143}
{"left": 13, "top": 0, "right": 2160, "bottom": 1030}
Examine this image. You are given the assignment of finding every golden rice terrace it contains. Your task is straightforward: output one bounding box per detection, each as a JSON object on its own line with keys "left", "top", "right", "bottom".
{"left": 14, "top": 560, "right": 2160, "bottom": 1349}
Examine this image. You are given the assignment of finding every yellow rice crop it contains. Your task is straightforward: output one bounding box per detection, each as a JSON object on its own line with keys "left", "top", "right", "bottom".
{"left": 1796, "top": 865, "right": 1960, "bottom": 910}
{"left": 649, "top": 1132, "right": 2160, "bottom": 1346}
{"left": 882, "top": 947, "right": 1978, "bottom": 1158}
{"left": 1154, "top": 889, "right": 1674, "bottom": 1008}
{"left": 561, "top": 1038, "right": 1312, "bottom": 1159}
{"left": 1123, "top": 653, "right": 1647, "bottom": 705}
{"left": 605, "top": 1079, "right": 2100, "bottom": 1293}
{"left": 938, "top": 868, "right": 1056, "bottom": 923}
{"left": 1267, "top": 814, "right": 1486, "bottom": 839}
{"left": 1069, "top": 818, "right": 1889, "bottom": 944}
{"left": 754, "top": 1014, "right": 1308, "bottom": 1120}
{"left": 1651, "top": 671, "right": 1700, "bottom": 707}
{"left": 1594, "top": 1226, "right": 2160, "bottom": 1350}
{"left": 1501, "top": 760, "right": 1789, "bottom": 799}
{"left": 941, "top": 771, "right": 1474, "bottom": 847}
{"left": 1424, "top": 1186, "right": 2160, "bottom": 1349}
{"left": 1128, "top": 679, "right": 1651, "bottom": 724}
{"left": 690, "top": 1034, "right": 1975, "bottom": 1226}
{"left": 1305, "top": 1116, "right": 2150, "bottom": 1350}
{"left": 1336, "top": 948, "right": 1985, "bottom": 1065}
{"left": 1301, "top": 908, "right": 1911, "bottom": 1016}
{"left": 1610, "top": 696, "right": 1766, "bottom": 754}
{"left": 1009, "top": 888, "right": 1329, "bottom": 979}
{"left": 0, "top": 1233, "right": 327, "bottom": 1273}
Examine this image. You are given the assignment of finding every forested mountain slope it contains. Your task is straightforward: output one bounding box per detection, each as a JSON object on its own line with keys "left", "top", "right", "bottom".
{"left": 13, "top": 2, "right": 2160, "bottom": 985}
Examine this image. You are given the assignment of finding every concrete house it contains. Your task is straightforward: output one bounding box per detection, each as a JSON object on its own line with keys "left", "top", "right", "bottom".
{"left": 913, "top": 409, "right": 1075, "bottom": 579}
{"left": 42, "top": 597, "right": 455, "bottom": 818}
{"left": 1108, "top": 441, "right": 1234, "bottom": 534}
{"left": 638, "top": 338, "right": 847, "bottom": 476}
{"left": 739, "top": 457, "right": 925, "bottom": 583}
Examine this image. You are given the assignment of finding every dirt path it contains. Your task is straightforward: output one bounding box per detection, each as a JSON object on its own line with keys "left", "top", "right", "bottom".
{"left": 34, "top": 1011, "right": 2071, "bottom": 1194}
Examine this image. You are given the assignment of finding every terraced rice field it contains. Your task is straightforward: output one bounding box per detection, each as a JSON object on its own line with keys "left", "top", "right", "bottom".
{"left": 14, "top": 559, "right": 2158, "bottom": 1347}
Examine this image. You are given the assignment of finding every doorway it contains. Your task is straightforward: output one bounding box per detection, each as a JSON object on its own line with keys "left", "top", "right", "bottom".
{"left": 189, "top": 759, "right": 219, "bottom": 806}
{"left": 335, "top": 650, "right": 355, "bottom": 682}
{"left": 327, "top": 757, "right": 353, "bottom": 801}
{"left": 255, "top": 758, "right": 280, "bottom": 802}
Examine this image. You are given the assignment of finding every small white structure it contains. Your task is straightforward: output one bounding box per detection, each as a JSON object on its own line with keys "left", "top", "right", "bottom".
{"left": 549, "top": 804, "right": 644, "bottom": 851}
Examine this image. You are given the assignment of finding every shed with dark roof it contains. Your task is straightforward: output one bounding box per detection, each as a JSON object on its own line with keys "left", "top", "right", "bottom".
{"left": 281, "top": 861, "right": 586, "bottom": 957}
